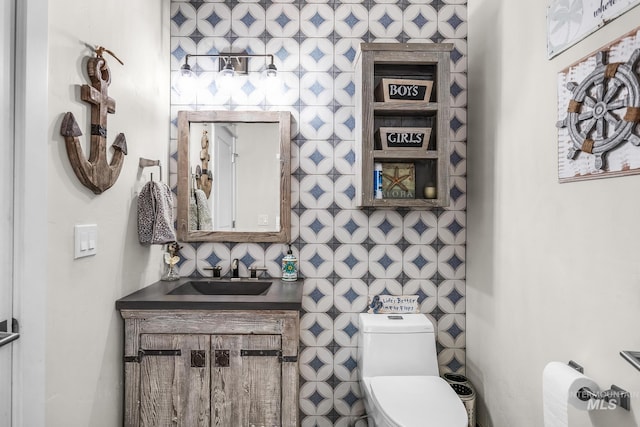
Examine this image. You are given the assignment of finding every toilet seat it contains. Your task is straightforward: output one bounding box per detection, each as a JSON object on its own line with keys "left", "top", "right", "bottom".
{"left": 369, "top": 376, "right": 468, "bottom": 427}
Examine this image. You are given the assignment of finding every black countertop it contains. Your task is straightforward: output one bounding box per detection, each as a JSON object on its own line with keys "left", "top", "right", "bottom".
{"left": 116, "top": 277, "right": 304, "bottom": 311}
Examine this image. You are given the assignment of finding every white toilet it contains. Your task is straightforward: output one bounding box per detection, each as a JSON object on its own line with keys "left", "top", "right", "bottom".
{"left": 357, "top": 313, "right": 468, "bottom": 427}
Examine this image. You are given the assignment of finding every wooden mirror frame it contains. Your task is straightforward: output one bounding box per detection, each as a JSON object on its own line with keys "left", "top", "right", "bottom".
{"left": 176, "top": 110, "right": 291, "bottom": 242}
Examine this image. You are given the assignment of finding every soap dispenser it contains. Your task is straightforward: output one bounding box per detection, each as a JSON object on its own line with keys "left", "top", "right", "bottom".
{"left": 282, "top": 244, "right": 298, "bottom": 282}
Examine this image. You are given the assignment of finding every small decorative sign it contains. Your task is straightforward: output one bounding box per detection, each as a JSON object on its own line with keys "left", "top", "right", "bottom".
{"left": 547, "top": 0, "right": 640, "bottom": 58}
{"left": 368, "top": 295, "right": 419, "bottom": 314}
{"left": 376, "top": 127, "right": 431, "bottom": 149}
{"left": 381, "top": 163, "right": 415, "bottom": 199}
{"left": 375, "top": 78, "right": 433, "bottom": 102}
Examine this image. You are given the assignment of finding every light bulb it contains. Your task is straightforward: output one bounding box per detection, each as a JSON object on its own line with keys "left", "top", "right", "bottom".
{"left": 265, "top": 63, "right": 278, "bottom": 78}
{"left": 172, "top": 62, "right": 197, "bottom": 98}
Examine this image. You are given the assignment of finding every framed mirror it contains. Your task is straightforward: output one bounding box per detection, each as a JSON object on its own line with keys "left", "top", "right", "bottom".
{"left": 177, "top": 110, "right": 291, "bottom": 242}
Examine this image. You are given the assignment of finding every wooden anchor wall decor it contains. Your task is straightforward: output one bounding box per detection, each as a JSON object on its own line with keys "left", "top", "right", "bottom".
{"left": 60, "top": 46, "right": 128, "bottom": 194}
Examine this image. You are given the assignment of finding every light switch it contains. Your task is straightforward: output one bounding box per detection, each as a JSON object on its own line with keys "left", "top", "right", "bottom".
{"left": 74, "top": 224, "right": 98, "bottom": 259}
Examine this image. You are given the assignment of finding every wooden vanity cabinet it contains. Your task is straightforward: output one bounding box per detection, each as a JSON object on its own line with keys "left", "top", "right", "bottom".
{"left": 120, "top": 310, "right": 299, "bottom": 427}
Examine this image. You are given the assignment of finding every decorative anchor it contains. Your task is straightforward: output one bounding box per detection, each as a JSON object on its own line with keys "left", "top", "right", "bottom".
{"left": 60, "top": 46, "right": 127, "bottom": 194}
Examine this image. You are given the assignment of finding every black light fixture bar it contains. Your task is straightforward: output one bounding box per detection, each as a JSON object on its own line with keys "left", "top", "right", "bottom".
{"left": 182, "top": 52, "right": 276, "bottom": 76}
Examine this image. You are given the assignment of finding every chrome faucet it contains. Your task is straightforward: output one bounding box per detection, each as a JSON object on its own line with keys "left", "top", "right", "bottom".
{"left": 231, "top": 258, "right": 239, "bottom": 279}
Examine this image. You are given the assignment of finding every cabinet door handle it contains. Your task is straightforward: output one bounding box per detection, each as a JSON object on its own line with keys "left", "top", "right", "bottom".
{"left": 214, "top": 350, "right": 229, "bottom": 367}
{"left": 191, "top": 350, "right": 206, "bottom": 368}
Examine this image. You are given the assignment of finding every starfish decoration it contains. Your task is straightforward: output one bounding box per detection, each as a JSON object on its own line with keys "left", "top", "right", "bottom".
{"left": 382, "top": 166, "right": 412, "bottom": 191}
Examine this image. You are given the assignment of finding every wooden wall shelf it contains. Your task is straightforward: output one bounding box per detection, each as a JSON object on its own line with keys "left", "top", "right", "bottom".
{"left": 355, "top": 43, "right": 453, "bottom": 208}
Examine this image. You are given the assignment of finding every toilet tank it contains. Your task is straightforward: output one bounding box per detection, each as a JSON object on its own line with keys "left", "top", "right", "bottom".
{"left": 357, "top": 313, "right": 439, "bottom": 378}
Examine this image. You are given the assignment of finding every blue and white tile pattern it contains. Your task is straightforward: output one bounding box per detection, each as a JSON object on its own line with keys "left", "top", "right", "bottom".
{"left": 170, "top": 0, "right": 467, "bottom": 423}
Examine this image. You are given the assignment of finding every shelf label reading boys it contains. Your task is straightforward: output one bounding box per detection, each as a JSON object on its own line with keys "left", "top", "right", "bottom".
{"left": 388, "top": 83, "right": 427, "bottom": 100}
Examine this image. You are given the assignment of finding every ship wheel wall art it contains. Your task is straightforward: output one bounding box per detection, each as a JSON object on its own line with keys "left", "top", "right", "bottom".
{"left": 557, "top": 29, "right": 640, "bottom": 182}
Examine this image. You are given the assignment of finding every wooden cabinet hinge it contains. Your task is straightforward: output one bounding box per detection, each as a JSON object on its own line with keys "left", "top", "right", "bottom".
{"left": 240, "top": 349, "right": 297, "bottom": 363}
{"left": 124, "top": 349, "right": 182, "bottom": 363}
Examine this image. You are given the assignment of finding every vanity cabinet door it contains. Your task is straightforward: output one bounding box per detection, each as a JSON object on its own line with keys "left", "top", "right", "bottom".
{"left": 212, "top": 334, "right": 282, "bottom": 427}
{"left": 139, "top": 334, "right": 211, "bottom": 427}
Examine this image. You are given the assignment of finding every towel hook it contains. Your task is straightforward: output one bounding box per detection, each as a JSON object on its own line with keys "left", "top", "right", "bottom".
{"left": 139, "top": 158, "right": 162, "bottom": 181}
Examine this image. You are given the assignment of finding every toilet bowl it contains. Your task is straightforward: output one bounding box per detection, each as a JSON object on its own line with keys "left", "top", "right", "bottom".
{"left": 357, "top": 313, "right": 468, "bottom": 427}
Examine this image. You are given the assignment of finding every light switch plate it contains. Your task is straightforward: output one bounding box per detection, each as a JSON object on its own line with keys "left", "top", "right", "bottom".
{"left": 74, "top": 224, "right": 98, "bottom": 259}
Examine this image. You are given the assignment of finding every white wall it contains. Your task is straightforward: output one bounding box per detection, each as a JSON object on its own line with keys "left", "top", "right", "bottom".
{"left": 468, "top": 2, "right": 640, "bottom": 426}
{"left": 46, "top": 0, "right": 169, "bottom": 425}
{"left": 235, "top": 123, "right": 280, "bottom": 231}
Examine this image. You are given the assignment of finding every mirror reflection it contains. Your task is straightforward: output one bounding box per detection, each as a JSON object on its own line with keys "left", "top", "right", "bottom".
{"left": 177, "top": 110, "right": 291, "bottom": 243}
{"left": 188, "top": 122, "right": 281, "bottom": 232}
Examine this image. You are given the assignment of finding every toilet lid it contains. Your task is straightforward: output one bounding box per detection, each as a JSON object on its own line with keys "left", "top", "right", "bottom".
{"left": 370, "top": 376, "right": 468, "bottom": 427}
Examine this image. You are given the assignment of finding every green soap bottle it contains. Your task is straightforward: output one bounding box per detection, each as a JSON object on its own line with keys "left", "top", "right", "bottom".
{"left": 282, "top": 244, "right": 298, "bottom": 281}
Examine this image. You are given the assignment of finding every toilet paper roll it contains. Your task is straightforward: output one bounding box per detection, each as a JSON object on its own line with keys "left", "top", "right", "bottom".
{"left": 543, "top": 361, "right": 600, "bottom": 427}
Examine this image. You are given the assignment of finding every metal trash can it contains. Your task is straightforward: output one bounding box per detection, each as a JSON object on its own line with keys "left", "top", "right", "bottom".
{"left": 443, "top": 373, "right": 476, "bottom": 427}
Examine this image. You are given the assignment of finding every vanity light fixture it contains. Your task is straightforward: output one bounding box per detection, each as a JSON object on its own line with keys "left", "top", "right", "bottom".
{"left": 173, "top": 52, "right": 278, "bottom": 95}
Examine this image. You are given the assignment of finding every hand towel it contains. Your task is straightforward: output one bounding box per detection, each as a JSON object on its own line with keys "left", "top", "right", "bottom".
{"left": 189, "top": 190, "right": 199, "bottom": 231}
{"left": 137, "top": 181, "right": 177, "bottom": 245}
{"left": 194, "top": 188, "right": 213, "bottom": 230}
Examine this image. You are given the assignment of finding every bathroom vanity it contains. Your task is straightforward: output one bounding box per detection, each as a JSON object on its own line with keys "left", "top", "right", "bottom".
{"left": 116, "top": 278, "right": 303, "bottom": 427}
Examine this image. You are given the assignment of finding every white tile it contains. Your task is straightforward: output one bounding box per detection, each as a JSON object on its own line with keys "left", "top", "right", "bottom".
{"left": 334, "top": 278, "right": 369, "bottom": 313}
{"left": 368, "top": 245, "right": 403, "bottom": 279}
{"left": 438, "top": 210, "right": 466, "bottom": 245}
{"left": 299, "top": 175, "right": 334, "bottom": 209}
{"left": 300, "top": 71, "right": 335, "bottom": 106}
{"left": 437, "top": 244, "right": 466, "bottom": 280}
{"left": 334, "top": 244, "right": 369, "bottom": 279}
{"left": 369, "top": 210, "right": 403, "bottom": 244}
{"left": 334, "top": 175, "right": 358, "bottom": 210}
{"left": 231, "top": 3, "right": 266, "bottom": 38}
{"left": 197, "top": 3, "right": 231, "bottom": 36}
{"left": 299, "top": 106, "right": 334, "bottom": 140}
{"left": 403, "top": 210, "right": 438, "bottom": 245}
{"left": 300, "top": 312, "right": 334, "bottom": 347}
{"left": 300, "top": 209, "right": 334, "bottom": 243}
{"left": 171, "top": 3, "right": 198, "bottom": 37}
{"left": 403, "top": 279, "right": 438, "bottom": 312}
{"left": 334, "top": 209, "right": 368, "bottom": 244}
{"left": 437, "top": 313, "right": 466, "bottom": 349}
{"left": 300, "top": 38, "right": 334, "bottom": 72}
{"left": 299, "top": 243, "right": 334, "bottom": 278}
{"left": 438, "top": 5, "right": 467, "bottom": 39}
{"left": 299, "top": 346, "right": 334, "bottom": 382}
{"left": 438, "top": 279, "right": 466, "bottom": 314}
{"left": 334, "top": 139, "right": 356, "bottom": 175}
{"left": 334, "top": 38, "right": 365, "bottom": 72}
{"left": 368, "top": 4, "right": 403, "bottom": 39}
{"left": 266, "top": 3, "right": 300, "bottom": 38}
{"left": 403, "top": 5, "right": 438, "bottom": 39}
{"left": 334, "top": 347, "right": 360, "bottom": 382}
{"left": 299, "top": 139, "right": 334, "bottom": 175}
{"left": 334, "top": 72, "right": 356, "bottom": 107}
{"left": 334, "top": 107, "right": 356, "bottom": 140}
{"left": 334, "top": 313, "right": 360, "bottom": 347}
{"left": 300, "top": 4, "right": 335, "bottom": 37}
{"left": 333, "top": 381, "right": 365, "bottom": 416}
{"left": 299, "top": 382, "right": 334, "bottom": 416}
{"left": 368, "top": 278, "right": 403, "bottom": 297}
{"left": 403, "top": 244, "right": 438, "bottom": 279}
{"left": 303, "top": 278, "right": 334, "bottom": 313}
{"left": 334, "top": 4, "right": 369, "bottom": 38}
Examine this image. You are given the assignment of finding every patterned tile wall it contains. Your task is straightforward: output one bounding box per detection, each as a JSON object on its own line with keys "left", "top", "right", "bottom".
{"left": 169, "top": 0, "right": 467, "bottom": 425}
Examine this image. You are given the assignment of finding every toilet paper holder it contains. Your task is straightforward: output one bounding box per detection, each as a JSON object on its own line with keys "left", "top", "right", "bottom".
{"left": 568, "top": 360, "right": 630, "bottom": 411}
